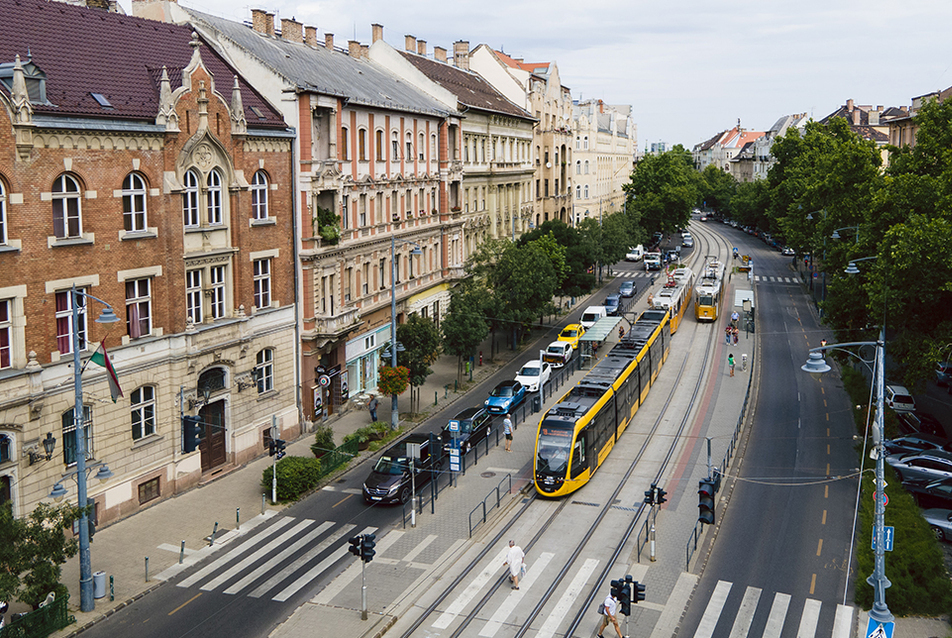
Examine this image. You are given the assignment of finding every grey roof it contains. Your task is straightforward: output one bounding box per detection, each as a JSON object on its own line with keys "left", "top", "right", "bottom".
{"left": 183, "top": 8, "right": 453, "bottom": 118}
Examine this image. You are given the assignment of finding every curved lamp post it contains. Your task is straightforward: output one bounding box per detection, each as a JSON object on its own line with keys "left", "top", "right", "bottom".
{"left": 388, "top": 236, "right": 422, "bottom": 431}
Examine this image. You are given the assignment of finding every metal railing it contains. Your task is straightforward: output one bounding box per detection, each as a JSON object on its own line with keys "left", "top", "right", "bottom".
{"left": 468, "top": 473, "right": 514, "bottom": 538}
{"left": 317, "top": 439, "right": 359, "bottom": 480}
{"left": 0, "top": 594, "right": 74, "bottom": 638}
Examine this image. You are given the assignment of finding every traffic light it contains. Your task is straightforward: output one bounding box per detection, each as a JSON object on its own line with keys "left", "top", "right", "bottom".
{"left": 348, "top": 535, "right": 362, "bottom": 558}
{"left": 183, "top": 415, "right": 201, "bottom": 453}
{"left": 619, "top": 578, "right": 632, "bottom": 616}
{"left": 643, "top": 483, "right": 655, "bottom": 505}
{"left": 712, "top": 467, "right": 722, "bottom": 493}
{"left": 656, "top": 486, "right": 668, "bottom": 505}
{"left": 360, "top": 533, "right": 376, "bottom": 563}
{"left": 698, "top": 478, "right": 716, "bottom": 525}
{"left": 274, "top": 439, "right": 287, "bottom": 460}
{"left": 633, "top": 580, "right": 646, "bottom": 604}
{"left": 610, "top": 578, "right": 624, "bottom": 601}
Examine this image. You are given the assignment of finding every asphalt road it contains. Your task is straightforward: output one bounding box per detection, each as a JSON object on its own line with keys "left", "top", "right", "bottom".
{"left": 679, "top": 227, "right": 859, "bottom": 638}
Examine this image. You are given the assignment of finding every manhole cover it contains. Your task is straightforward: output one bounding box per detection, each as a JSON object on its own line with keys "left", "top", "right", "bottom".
{"left": 480, "top": 471, "right": 496, "bottom": 478}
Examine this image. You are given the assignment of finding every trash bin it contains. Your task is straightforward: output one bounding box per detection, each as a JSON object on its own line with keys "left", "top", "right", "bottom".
{"left": 93, "top": 571, "right": 106, "bottom": 599}
{"left": 532, "top": 395, "right": 542, "bottom": 412}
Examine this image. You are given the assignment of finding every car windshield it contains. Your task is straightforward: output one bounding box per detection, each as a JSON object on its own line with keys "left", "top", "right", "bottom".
{"left": 492, "top": 385, "right": 514, "bottom": 398}
{"left": 621, "top": 283, "right": 632, "bottom": 290}
{"left": 893, "top": 395, "right": 914, "bottom": 404}
{"left": 373, "top": 456, "right": 407, "bottom": 475}
{"left": 582, "top": 314, "right": 597, "bottom": 323}
{"left": 560, "top": 329, "right": 577, "bottom": 338}
{"left": 519, "top": 365, "right": 540, "bottom": 377}
{"left": 537, "top": 423, "right": 573, "bottom": 474}
{"left": 547, "top": 345, "right": 565, "bottom": 354}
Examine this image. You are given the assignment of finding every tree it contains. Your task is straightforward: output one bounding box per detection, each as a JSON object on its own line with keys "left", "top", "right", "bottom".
{"left": 731, "top": 179, "right": 771, "bottom": 235}
{"left": 396, "top": 314, "right": 441, "bottom": 414}
{"left": 624, "top": 145, "right": 697, "bottom": 237}
{"left": 442, "top": 280, "right": 490, "bottom": 383}
{"left": 517, "top": 221, "right": 592, "bottom": 298}
{"left": 697, "top": 164, "right": 737, "bottom": 216}
{"left": 489, "top": 241, "right": 559, "bottom": 350}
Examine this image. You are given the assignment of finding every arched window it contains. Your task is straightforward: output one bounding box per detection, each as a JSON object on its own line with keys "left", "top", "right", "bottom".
{"left": 576, "top": 185, "right": 581, "bottom": 198}
{"left": 375, "top": 129, "right": 384, "bottom": 161}
{"left": 584, "top": 161, "right": 589, "bottom": 174}
{"left": 131, "top": 386, "right": 156, "bottom": 440}
{"left": 575, "top": 137, "right": 580, "bottom": 150}
{"left": 584, "top": 185, "right": 589, "bottom": 198}
{"left": 251, "top": 171, "right": 269, "bottom": 220}
{"left": 52, "top": 174, "right": 82, "bottom": 239}
{"left": 206, "top": 170, "right": 223, "bottom": 225}
{"left": 198, "top": 367, "right": 226, "bottom": 396}
{"left": 431, "top": 134, "right": 437, "bottom": 159}
{"left": 256, "top": 348, "right": 274, "bottom": 393}
{"left": 0, "top": 434, "right": 9, "bottom": 463}
{"left": 406, "top": 133, "right": 413, "bottom": 161}
{"left": 183, "top": 170, "right": 199, "bottom": 227}
{"left": 575, "top": 161, "right": 581, "bottom": 175}
{"left": 419, "top": 132, "right": 425, "bottom": 161}
{"left": 358, "top": 128, "right": 367, "bottom": 161}
{"left": 583, "top": 136, "right": 589, "bottom": 150}
{"left": 122, "top": 173, "right": 148, "bottom": 232}
{"left": 391, "top": 131, "right": 400, "bottom": 160}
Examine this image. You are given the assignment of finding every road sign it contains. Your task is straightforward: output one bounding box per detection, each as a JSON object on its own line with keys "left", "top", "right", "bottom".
{"left": 866, "top": 618, "right": 894, "bottom": 638}
{"left": 448, "top": 448, "right": 460, "bottom": 472}
{"left": 871, "top": 525, "right": 895, "bottom": 551}
{"left": 448, "top": 419, "right": 460, "bottom": 432}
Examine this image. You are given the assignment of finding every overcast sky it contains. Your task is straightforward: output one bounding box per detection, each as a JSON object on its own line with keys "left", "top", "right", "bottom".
{"left": 128, "top": 0, "right": 952, "bottom": 149}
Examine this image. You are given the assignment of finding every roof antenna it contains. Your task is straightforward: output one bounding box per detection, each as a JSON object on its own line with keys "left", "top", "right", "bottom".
{"left": 27, "top": 47, "right": 32, "bottom": 61}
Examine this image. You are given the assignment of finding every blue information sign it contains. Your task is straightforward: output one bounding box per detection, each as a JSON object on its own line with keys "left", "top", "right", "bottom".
{"left": 448, "top": 448, "right": 460, "bottom": 472}
{"left": 448, "top": 419, "right": 460, "bottom": 432}
{"left": 871, "top": 526, "right": 895, "bottom": 552}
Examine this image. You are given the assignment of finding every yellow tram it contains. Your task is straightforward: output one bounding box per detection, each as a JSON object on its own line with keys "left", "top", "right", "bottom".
{"left": 694, "top": 259, "right": 725, "bottom": 322}
{"left": 533, "top": 309, "right": 671, "bottom": 497}
{"left": 650, "top": 267, "right": 694, "bottom": 334}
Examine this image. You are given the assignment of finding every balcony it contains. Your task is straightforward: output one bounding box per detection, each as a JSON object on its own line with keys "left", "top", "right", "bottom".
{"left": 305, "top": 307, "right": 361, "bottom": 346}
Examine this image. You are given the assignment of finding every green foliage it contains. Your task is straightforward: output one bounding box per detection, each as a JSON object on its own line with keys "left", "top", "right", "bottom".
{"left": 698, "top": 164, "right": 737, "bottom": 215}
{"left": 489, "top": 240, "right": 559, "bottom": 346}
{"left": 517, "top": 221, "right": 594, "bottom": 297}
{"left": 624, "top": 145, "right": 697, "bottom": 236}
{"left": 442, "top": 280, "right": 490, "bottom": 381}
{"left": 730, "top": 179, "right": 771, "bottom": 232}
{"left": 261, "top": 456, "right": 323, "bottom": 501}
{"left": 315, "top": 206, "right": 341, "bottom": 244}
{"left": 343, "top": 427, "right": 373, "bottom": 446}
{"left": 310, "top": 424, "right": 335, "bottom": 457}
{"left": 396, "top": 314, "right": 441, "bottom": 388}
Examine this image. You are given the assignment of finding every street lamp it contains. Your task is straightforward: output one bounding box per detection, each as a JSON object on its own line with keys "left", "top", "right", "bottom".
{"left": 51, "top": 285, "right": 119, "bottom": 612}
{"left": 831, "top": 226, "right": 860, "bottom": 243}
{"left": 800, "top": 257, "right": 893, "bottom": 627}
{"left": 388, "top": 236, "right": 422, "bottom": 431}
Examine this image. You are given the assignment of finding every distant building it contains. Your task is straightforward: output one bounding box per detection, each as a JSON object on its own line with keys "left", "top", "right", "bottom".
{"left": 887, "top": 86, "right": 952, "bottom": 151}
{"left": 731, "top": 113, "right": 809, "bottom": 182}
{"left": 571, "top": 99, "right": 635, "bottom": 224}
{"left": 693, "top": 125, "right": 765, "bottom": 177}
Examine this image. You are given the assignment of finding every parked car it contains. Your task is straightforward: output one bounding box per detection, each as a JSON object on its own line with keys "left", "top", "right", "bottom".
{"left": 896, "top": 412, "right": 945, "bottom": 438}
{"left": 363, "top": 434, "right": 441, "bottom": 504}
{"left": 936, "top": 362, "right": 952, "bottom": 387}
{"left": 580, "top": 306, "right": 607, "bottom": 329}
{"left": 922, "top": 508, "right": 952, "bottom": 542}
{"left": 884, "top": 384, "right": 916, "bottom": 413}
{"left": 619, "top": 280, "right": 635, "bottom": 298}
{"left": 902, "top": 477, "right": 952, "bottom": 508}
{"left": 440, "top": 406, "right": 494, "bottom": 453}
{"left": 782, "top": 246, "right": 795, "bottom": 256}
{"left": 886, "top": 449, "right": 952, "bottom": 483}
{"left": 625, "top": 245, "right": 644, "bottom": 262}
{"left": 557, "top": 323, "right": 586, "bottom": 350}
{"left": 484, "top": 379, "right": 526, "bottom": 414}
{"left": 883, "top": 433, "right": 950, "bottom": 457}
{"left": 543, "top": 341, "right": 573, "bottom": 367}
{"left": 515, "top": 360, "right": 551, "bottom": 393}
{"left": 604, "top": 294, "right": 621, "bottom": 316}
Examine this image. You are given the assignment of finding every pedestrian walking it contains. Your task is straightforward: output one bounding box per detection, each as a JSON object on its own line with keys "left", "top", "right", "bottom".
{"left": 732, "top": 326, "right": 739, "bottom": 346}
{"left": 367, "top": 394, "right": 379, "bottom": 422}
{"left": 728, "top": 353, "right": 735, "bottom": 377}
{"left": 504, "top": 413, "right": 514, "bottom": 452}
{"left": 725, "top": 325, "right": 731, "bottom": 346}
{"left": 730, "top": 310, "right": 739, "bottom": 327}
{"left": 503, "top": 540, "right": 525, "bottom": 589}
{"left": 597, "top": 589, "right": 623, "bottom": 638}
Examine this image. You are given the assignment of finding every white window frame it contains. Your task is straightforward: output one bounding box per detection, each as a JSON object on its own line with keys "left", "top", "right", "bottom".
{"left": 122, "top": 172, "right": 148, "bottom": 232}
{"left": 256, "top": 348, "right": 274, "bottom": 393}
{"left": 126, "top": 278, "right": 152, "bottom": 339}
{"left": 391, "top": 132, "right": 399, "bottom": 160}
{"left": 206, "top": 170, "right": 223, "bottom": 226}
{"left": 183, "top": 170, "right": 200, "bottom": 227}
{"left": 0, "top": 299, "right": 11, "bottom": 369}
{"left": 251, "top": 171, "right": 269, "bottom": 220}
{"left": 209, "top": 265, "right": 226, "bottom": 320}
{"left": 131, "top": 386, "right": 156, "bottom": 440}
{"left": 0, "top": 179, "right": 7, "bottom": 245}
{"left": 52, "top": 174, "right": 82, "bottom": 239}
{"left": 253, "top": 259, "right": 271, "bottom": 309}
{"left": 186, "top": 269, "right": 203, "bottom": 324}
{"left": 55, "top": 288, "right": 87, "bottom": 355}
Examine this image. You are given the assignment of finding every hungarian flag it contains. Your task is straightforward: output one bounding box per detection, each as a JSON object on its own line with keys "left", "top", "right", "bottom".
{"left": 90, "top": 341, "right": 123, "bottom": 402}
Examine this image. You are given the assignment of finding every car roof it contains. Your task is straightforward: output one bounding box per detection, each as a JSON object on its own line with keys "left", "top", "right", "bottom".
{"left": 909, "top": 449, "right": 952, "bottom": 462}
{"left": 893, "top": 433, "right": 946, "bottom": 444}
{"left": 494, "top": 379, "right": 519, "bottom": 389}
{"left": 562, "top": 323, "right": 582, "bottom": 330}
{"left": 606, "top": 294, "right": 620, "bottom": 300}
{"left": 886, "top": 384, "right": 912, "bottom": 394}
{"left": 453, "top": 406, "right": 483, "bottom": 420}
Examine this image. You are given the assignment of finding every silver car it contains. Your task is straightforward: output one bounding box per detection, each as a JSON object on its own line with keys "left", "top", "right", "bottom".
{"left": 886, "top": 449, "right": 952, "bottom": 483}
{"left": 922, "top": 508, "right": 952, "bottom": 542}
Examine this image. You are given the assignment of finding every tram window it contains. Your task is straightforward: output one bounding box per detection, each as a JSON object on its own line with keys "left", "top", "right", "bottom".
{"left": 571, "top": 436, "right": 586, "bottom": 478}
{"left": 699, "top": 295, "right": 714, "bottom": 306}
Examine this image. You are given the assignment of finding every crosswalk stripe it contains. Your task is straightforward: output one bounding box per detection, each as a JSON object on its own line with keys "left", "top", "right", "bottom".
{"left": 832, "top": 604, "right": 854, "bottom": 638}
{"left": 222, "top": 522, "right": 333, "bottom": 595}
{"left": 728, "top": 586, "right": 761, "bottom": 638}
{"left": 763, "top": 592, "right": 791, "bottom": 638}
{"left": 432, "top": 548, "right": 509, "bottom": 630}
{"left": 310, "top": 530, "right": 403, "bottom": 604}
{"left": 270, "top": 525, "right": 377, "bottom": 603}
{"left": 796, "top": 598, "right": 822, "bottom": 638}
{"left": 248, "top": 523, "right": 357, "bottom": 599}
{"left": 478, "top": 552, "right": 555, "bottom": 638}
{"left": 696, "top": 580, "right": 732, "bottom": 638}
{"left": 200, "top": 519, "right": 316, "bottom": 592}
{"left": 177, "top": 516, "right": 296, "bottom": 588}
{"left": 533, "top": 558, "right": 599, "bottom": 638}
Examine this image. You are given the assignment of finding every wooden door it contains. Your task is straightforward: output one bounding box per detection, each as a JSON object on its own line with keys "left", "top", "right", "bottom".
{"left": 198, "top": 399, "right": 226, "bottom": 472}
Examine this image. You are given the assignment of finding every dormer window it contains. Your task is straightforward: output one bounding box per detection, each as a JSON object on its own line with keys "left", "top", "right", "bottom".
{"left": 0, "top": 58, "right": 48, "bottom": 104}
{"left": 90, "top": 93, "right": 112, "bottom": 109}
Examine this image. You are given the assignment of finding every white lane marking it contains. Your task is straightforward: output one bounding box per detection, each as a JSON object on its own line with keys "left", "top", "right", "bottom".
{"left": 248, "top": 524, "right": 357, "bottom": 599}
{"left": 649, "top": 572, "right": 698, "bottom": 638}
{"left": 432, "top": 548, "right": 510, "bottom": 630}
{"left": 832, "top": 604, "right": 854, "bottom": 638}
{"left": 478, "top": 552, "right": 555, "bottom": 637}
{"left": 763, "top": 592, "right": 791, "bottom": 638}
{"left": 177, "top": 517, "right": 296, "bottom": 588}
{"left": 728, "top": 586, "right": 762, "bottom": 638}
{"left": 402, "top": 534, "right": 438, "bottom": 564}
{"left": 695, "top": 580, "right": 733, "bottom": 638}
{"left": 535, "top": 558, "right": 599, "bottom": 638}
{"left": 200, "top": 519, "right": 315, "bottom": 591}
{"left": 309, "top": 530, "right": 403, "bottom": 604}
{"left": 271, "top": 525, "right": 377, "bottom": 603}
{"left": 796, "top": 598, "right": 822, "bottom": 638}
{"left": 222, "top": 522, "right": 333, "bottom": 595}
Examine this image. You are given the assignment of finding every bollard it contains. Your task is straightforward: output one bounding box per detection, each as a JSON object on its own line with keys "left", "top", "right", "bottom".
{"left": 454, "top": 379, "right": 458, "bottom": 392}
{"left": 145, "top": 557, "right": 149, "bottom": 583}
{"left": 444, "top": 384, "right": 450, "bottom": 398}
{"left": 742, "top": 353, "right": 748, "bottom": 371}
{"left": 236, "top": 507, "right": 240, "bottom": 530}
{"left": 262, "top": 493, "right": 266, "bottom": 515}
{"left": 109, "top": 575, "right": 114, "bottom": 601}
{"left": 179, "top": 540, "right": 185, "bottom": 564}
{"left": 435, "top": 391, "right": 439, "bottom": 406}
{"left": 209, "top": 522, "right": 219, "bottom": 546}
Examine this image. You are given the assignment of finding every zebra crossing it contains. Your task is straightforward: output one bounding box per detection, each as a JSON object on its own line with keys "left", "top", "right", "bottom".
{"left": 693, "top": 580, "right": 854, "bottom": 638}
{"left": 611, "top": 270, "right": 799, "bottom": 285}
{"left": 753, "top": 275, "right": 798, "bottom": 284}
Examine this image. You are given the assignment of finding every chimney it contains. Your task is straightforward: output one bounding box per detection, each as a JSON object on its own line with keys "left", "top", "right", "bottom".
{"left": 417, "top": 39, "right": 426, "bottom": 56}
{"left": 251, "top": 8, "right": 268, "bottom": 34}
{"left": 360, "top": 43, "right": 369, "bottom": 58}
{"left": 372, "top": 23, "right": 383, "bottom": 43}
{"left": 847, "top": 98, "right": 854, "bottom": 111}
{"left": 405, "top": 35, "right": 417, "bottom": 52}
{"left": 263, "top": 12, "right": 275, "bottom": 37}
{"left": 453, "top": 40, "right": 470, "bottom": 70}
{"left": 325, "top": 33, "right": 334, "bottom": 50}
{"left": 348, "top": 40, "right": 360, "bottom": 58}
{"left": 281, "top": 18, "right": 302, "bottom": 43}
{"left": 304, "top": 26, "right": 318, "bottom": 47}
{"left": 852, "top": 109, "right": 861, "bottom": 126}
{"left": 869, "top": 109, "right": 880, "bottom": 126}
{"left": 434, "top": 46, "right": 447, "bottom": 63}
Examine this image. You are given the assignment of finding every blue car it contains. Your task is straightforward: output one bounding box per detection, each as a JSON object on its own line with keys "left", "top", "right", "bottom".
{"left": 604, "top": 294, "right": 621, "bottom": 316}
{"left": 484, "top": 380, "right": 526, "bottom": 414}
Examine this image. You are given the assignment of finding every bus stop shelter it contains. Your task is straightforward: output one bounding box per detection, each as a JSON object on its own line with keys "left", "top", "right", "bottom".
{"left": 733, "top": 289, "right": 754, "bottom": 334}
{"left": 579, "top": 315, "right": 623, "bottom": 367}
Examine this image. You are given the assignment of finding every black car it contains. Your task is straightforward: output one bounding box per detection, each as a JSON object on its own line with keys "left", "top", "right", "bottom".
{"left": 362, "top": 434, "right": 441, "bottom": 504}
{"left": 902, "top": 477, "right": 952, "bottom": 509}
{"left": 883, "top": 433, "right": 951, "bottom": 457}
{"left": 896, "top": 411, "right": 945, "bottom": 438}
{"left": 440, "top": 406, "right": 494, "bottom": 453}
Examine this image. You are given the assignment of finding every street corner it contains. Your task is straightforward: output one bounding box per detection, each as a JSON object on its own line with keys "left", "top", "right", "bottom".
{"left": 270, "top": 601, "right": 395, "bottom": 638}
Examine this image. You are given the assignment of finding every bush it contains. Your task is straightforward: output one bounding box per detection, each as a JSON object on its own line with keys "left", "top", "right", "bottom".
{"left": 311, "top": 425, "right": 335, "bottom": 457}
{"left": 261, "top": 456, "right": 322, "bottom": 502}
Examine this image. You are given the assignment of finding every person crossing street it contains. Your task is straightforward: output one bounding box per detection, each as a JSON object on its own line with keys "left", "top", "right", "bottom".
{"left": 597, "top": 589, "right": 623, "bottom": 638}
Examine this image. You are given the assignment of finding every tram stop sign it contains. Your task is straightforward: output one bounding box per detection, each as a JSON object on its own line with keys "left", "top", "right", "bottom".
{"left": 866, "top": 618, "right": 894, "bottom": 638}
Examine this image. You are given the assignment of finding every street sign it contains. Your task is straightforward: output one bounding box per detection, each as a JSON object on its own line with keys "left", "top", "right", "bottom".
{"left": 866, "top": 618, "right": 894, "bottom": 638}
{"left": 871, "top": 526, "right": 895, "bottom": 551}
{"left": 448, "top": 448, "right": 460, "bottom": 472}
{"left": 448, "top": 419, "right": 460, "bottom": 432}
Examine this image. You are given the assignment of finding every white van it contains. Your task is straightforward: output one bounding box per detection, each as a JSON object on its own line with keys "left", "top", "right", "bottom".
{"left": 580, "top": 306, "right": 607, "bottom": 329}
{"left": 626, "top": 245, "right": 644, "bottom": 262}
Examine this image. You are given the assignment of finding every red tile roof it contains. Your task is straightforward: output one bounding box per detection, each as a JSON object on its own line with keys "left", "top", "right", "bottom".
{"left": 0, "top": 0, "right": 284, "bottom": 127}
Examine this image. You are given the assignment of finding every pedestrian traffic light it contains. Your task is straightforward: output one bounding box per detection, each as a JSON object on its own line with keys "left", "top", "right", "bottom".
{"left": 619, "top": 579, "right": 632, "bottom": 616}
{"left": 348, "top": 535, "right": 362, "bottom": 558}
{"left": 610, "top": 578, "right": 624, "bottom": 601}
{"left": 183, "top": 415, "right": 201, "bottom": 453}
{"left": 656, "top": 486, "right": 668, "bottom": 505}
{"left": 698, "top": 478, "right": 716, "bottom": 525}
{"left": 633, "top": 580, "right": 646, "bottom": 604}
{"left": 360, "top": 533, "right": 376, "bottom": 563}
{"left": 643, "top": 484, "right": 655, "bottom": 505}
{"left": 274, "top": 439, "right": 287, "bottom": 460}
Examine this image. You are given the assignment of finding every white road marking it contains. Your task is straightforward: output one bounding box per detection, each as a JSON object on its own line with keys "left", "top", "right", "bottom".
{"left": 248, "top": 524, "right": 357, "bottom": 599}
{"left": 222, "top": 522, "right": 333, "bottom": 595}
{"left": 832, "top": 604, "right": 855, "bottom": 638}
{"left": 200, "top": 519, "right": 316, "bottom": 591}
{"left": 478, "top": 552, "right": 555, "bottom": 637}
{"left": 728, "top": 586, "right": 761, "bottom": 638}
{"left": 796, "top": 598, "right": 822, "bottom": 638}
{"left": 309, "top": 530, "right": 402, "bottom": 604}
{"left": 432, "top": 548, "right": 509, "bottom": 630}
{"left": 763, "top": 592, "right": 791, "bottom": 638}
{"left": 535, "top": 558, "right": 599, "bottom": 638}
{"left": 695, "top": 580, "right": 732, "bottom": 638}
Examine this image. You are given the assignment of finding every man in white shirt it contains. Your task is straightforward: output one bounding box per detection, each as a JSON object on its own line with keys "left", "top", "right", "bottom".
{"left": 503, "top": 540, "right": 524, "bottom": 589}
{"left": 598, "top": 591, "right": 622, "bottom": 638}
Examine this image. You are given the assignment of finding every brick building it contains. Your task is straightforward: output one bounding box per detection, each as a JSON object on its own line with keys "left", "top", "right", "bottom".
{"left": 0, "top": 0, "right": 297, "bottom": 524}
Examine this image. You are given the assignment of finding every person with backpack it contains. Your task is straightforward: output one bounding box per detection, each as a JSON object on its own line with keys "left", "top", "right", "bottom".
{"left": 597, "top": 590, "right": 622, "bottom": 638}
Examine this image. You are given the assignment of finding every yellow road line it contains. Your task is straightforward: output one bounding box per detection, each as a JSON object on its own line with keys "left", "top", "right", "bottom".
{"left": 169, "top": 593, "right": 202, "bottom": 616}
{"left": 825, "top": 485, "right": 829, "bottom": 499}
{"left": 810, "top": 573, "right": 816, "bottom": 595}
{"left": 816, "top": 538, "right": 823, "bottom": 556}
{"left": 822, "top": 510, "right": 827, "bottom": 525}
{"left": 333, "top": 494, "right": 353, "bottom": 508}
